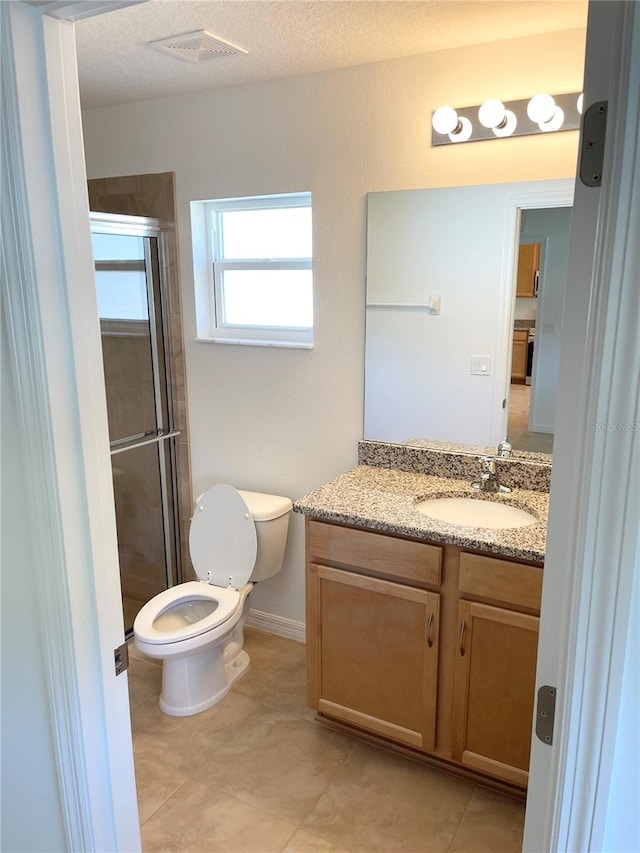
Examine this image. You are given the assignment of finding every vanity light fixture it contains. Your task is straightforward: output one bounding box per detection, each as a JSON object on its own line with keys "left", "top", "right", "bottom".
{"left": 527, "top": 93, "right": 566, "bottom": 132}
{"left": 431, "top": 92, "right": 582, "bottom": 146}
{"left": 478, "top": 98, "right": 518, "bottom": 137}
{"left": 431, "top": 106, "right": 473, "bottom": 142}
{"left": 526, "top": 93, "right": 557, "bottom": 124}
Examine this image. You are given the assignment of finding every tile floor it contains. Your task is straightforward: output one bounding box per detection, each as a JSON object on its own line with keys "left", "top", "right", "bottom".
{"left": 129, "top": 629, "right": 525, "bottom": 852}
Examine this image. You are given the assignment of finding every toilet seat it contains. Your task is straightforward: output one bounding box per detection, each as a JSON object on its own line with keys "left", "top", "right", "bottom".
{"left": 134, "top": 582, "right": 241, "bottom": 645}
{"left": 189, "top": 484, "right": 257, "bottom": 589}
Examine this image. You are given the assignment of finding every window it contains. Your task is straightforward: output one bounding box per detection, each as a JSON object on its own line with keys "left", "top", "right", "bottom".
{"left": 91, "top": 230, "right": 151, "bottom": 337}
{"left": 92, "top": 232, "right": 149, "bottom": 322}
{"left": 191, "top": 192, "right": 313, "bottom": 347}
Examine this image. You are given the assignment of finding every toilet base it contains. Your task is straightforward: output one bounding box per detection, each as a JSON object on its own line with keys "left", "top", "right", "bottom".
{"left": 225, "top": 648, "right": 250, "bottom": 687}
{"left": 156, "top": 589, "right": 253, "bottom": 716}
{"left": 158, "top": 645, "right": 250, "bottom": 716}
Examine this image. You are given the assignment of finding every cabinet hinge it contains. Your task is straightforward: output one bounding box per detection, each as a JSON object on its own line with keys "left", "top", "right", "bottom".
{"left": 114, "top": 641, "right": 129, "bottom": 676}
{"left": 535, "top": 685, "right": 556, "bottom": 745}
{"left": 579, "top": 101, "right": 608, "bottom": 187}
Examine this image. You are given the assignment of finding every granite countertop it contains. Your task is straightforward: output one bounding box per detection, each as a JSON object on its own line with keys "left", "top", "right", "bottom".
{"left": 294, "top": 465, "right": 547, "bottom": 563}
{"left": 514, "top": 319, "right": 536, "bottom": 330}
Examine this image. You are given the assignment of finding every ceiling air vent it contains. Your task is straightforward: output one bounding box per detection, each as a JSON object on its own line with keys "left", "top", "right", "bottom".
{"left": 149, "top": 30, "right": 248, "bottom": 63}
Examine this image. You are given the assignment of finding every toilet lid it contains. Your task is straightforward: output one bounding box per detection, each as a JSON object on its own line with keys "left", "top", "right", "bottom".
{"left": 189, "top": 484, "right": 257, "bottom": 588}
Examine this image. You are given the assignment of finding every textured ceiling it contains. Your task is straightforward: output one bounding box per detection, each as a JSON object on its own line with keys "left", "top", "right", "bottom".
{"left": 77, "top": 0, "right": 588, "bottom": 110}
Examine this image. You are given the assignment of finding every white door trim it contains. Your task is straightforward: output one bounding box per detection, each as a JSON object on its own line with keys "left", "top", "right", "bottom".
{"left": 524, "top": 1, "right": 640, "bottom": 850}
{"left": 495, "top": 180, "right": 573, "bottom": 444}
{"left": 1, "top": 4, "right": 140, "bottom": 850}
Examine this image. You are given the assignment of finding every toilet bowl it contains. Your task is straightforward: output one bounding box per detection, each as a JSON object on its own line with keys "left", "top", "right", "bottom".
{"left": 133, "top": 483, "right": 292, "bottom": 716}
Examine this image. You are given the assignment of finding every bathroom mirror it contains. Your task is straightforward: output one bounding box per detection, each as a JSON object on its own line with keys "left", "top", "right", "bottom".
{"left": 363, "top": 179, "right": 573, "bottom": 459}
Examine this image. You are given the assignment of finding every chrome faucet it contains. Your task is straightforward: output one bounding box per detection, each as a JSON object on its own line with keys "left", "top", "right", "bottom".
{"left": 471, "top": 456, "right": 512, "bottom": 493}
{"left": 497, "top": 438, "right": 513, "bottom": 458}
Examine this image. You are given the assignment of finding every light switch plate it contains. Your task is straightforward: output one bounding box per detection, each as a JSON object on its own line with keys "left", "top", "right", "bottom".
{"left": 471, "top": 355, "right": 491, "bottom": 376}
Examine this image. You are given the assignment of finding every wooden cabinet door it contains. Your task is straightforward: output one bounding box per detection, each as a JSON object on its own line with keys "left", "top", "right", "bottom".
{"left": 307, "top": 563, "right": 440, "bottom": 751}
{"left": 511, "top": 330, "right": 528, "bottom": 381}
{"left": 452, "top": 600, "right": 539, "bottom": 787}
{"left": 516, "top": 243, "right": 541, "bottom": 297}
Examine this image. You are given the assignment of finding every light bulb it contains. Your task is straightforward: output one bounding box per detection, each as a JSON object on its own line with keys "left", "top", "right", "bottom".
{"left": 577, "top": 93, "right": 584, "bottom": 114}
{"left": 527, "top": 93, "right": 556, "bottom": 124}
{"left": 432, "top": 105, "right": 460, "bottom": 135}
{"left": 493, "top": 109, "right": 517, "bottom": 137}
{"left": 478, "top": 99, "right": 506, "bottom": 129}
{"left": 539, "top": 106, "right": 565, "bottom": 132}
{"left": 449, "top": 116, "right": 472, "bottom": 142}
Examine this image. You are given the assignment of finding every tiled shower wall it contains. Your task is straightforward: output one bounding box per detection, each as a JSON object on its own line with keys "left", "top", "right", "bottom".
{"left": 88, "top": 172, "right": 194, "bottom": 580}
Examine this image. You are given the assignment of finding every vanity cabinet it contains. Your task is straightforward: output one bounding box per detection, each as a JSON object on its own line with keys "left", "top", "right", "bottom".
{"left": 516, "top": 242, "right": 541, "bottom": 297}
{"left": 306, "top": 520, "right": 441, "bottom": 751}
{"left": 451, "top": 553, "right": 541, "bottom": 786}
{"left": 308, "top": 565, "right": 440, "bottom": 750}
{"left": 305, "top": 518, "right": 543, "bottom": 792}
{"left": 511, "top": 329, "right": 528, "bottom": 382}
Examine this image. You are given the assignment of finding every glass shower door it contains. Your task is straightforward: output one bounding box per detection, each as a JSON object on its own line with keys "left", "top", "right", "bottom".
{"left": 91, "top": 215, "right": 180, "bottom": 634}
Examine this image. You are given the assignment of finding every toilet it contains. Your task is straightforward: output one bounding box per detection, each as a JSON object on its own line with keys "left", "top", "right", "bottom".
{"left": 133, "top": 483, "right": 292, "bottom": 716}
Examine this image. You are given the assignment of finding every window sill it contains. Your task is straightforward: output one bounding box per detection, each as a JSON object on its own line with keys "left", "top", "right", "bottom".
{"left": 195, "top": 335, "right": 313, "bottom": 349}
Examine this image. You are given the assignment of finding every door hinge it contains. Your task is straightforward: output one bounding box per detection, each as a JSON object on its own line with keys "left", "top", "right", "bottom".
{"left": 114, "top": 642, "right": 129, "bottom": 676}
{"left": 535, "top": 685, "right": 557, "bottom": 745}
{"left": 579, "top": 101, "right": 608, "bottom": 187}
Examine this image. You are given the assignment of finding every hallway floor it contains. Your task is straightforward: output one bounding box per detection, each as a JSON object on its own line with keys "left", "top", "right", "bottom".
{"left": 507, "top": 384, "right": 553, "bottom": 454}
{"left": 129, "top": 629, "right": 526, "bottom": 852}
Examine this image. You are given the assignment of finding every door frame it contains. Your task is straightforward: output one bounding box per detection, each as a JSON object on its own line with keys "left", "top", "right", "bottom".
{"left": 1, "top": 3, "right": 140, "bottom": 849}
{"left": 524, "top": 1, "right": 640, "bottom": 850}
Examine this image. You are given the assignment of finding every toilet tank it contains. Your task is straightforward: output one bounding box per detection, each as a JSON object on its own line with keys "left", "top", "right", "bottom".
{"left": 238, "top": 490, "right": 293, "bottom": 581}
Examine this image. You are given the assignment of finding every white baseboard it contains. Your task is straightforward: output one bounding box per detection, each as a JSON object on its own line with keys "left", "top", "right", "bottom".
{"left": 530, "top": 421, "right": 554, "bottom": 434}
{"left": 245, "top": 608, "right": 306, "bottom": 644}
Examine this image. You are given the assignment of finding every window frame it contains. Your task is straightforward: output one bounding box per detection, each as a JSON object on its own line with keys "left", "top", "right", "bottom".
{"left": 198, "top": 192, "right": 313, "bottom": 348}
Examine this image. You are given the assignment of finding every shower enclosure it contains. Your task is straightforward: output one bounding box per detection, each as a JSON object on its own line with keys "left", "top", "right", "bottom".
{"left": 91, "top": 213, "right": 181, "bottom": 633}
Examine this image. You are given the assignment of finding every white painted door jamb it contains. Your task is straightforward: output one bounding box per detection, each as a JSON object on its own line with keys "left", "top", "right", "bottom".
{"left": 1, "top": 3, "right": 140, "bottom": 850}
{"left": 524, "top": 2, "right": 640, "bottom": 850}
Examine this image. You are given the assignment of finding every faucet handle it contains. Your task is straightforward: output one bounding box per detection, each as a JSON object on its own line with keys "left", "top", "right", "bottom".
{"left": 497, "top": 438, "right": 513, "bottom": 458}
{"left": 473, "top": 455, "right": 511, "bottom": 493}
{"left": 478, "top": 456, "right": 497, "bottom": 474}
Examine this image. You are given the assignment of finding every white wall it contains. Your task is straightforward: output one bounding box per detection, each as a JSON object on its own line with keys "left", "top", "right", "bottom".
{"left": 82, "top": 27, "right": 585, "bottom": 624}
{"left": 1, "top": 329, "right": 67, "bottom": 853}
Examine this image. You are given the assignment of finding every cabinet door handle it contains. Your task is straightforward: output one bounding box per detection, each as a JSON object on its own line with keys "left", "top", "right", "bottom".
{"left": 426, "top": 611, "right": 434, "bottom": 648}
{"left": 459, "top": 620, "right": 466, "bottom": 657}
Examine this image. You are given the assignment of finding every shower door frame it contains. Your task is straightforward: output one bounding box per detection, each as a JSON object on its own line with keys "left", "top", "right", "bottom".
{"left": 91, "top": 212, "right": 182, "bottom": 623}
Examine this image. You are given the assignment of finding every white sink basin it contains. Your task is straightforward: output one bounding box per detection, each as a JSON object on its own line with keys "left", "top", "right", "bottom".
{"left": 414, "top": 497, "right": 537, "bottom": 530}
